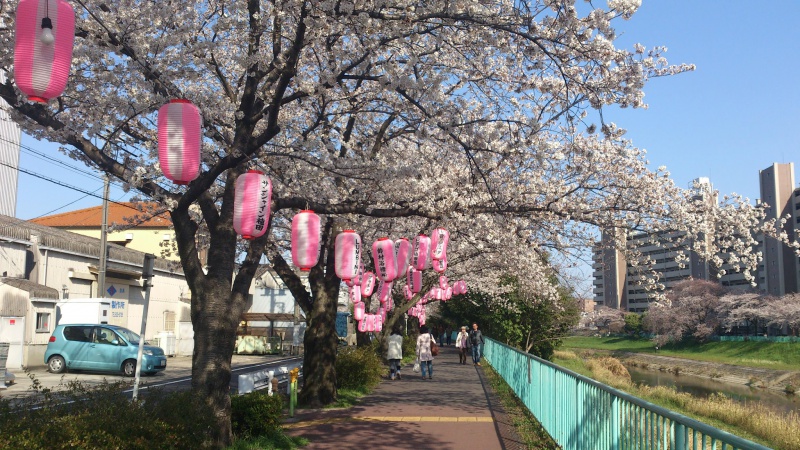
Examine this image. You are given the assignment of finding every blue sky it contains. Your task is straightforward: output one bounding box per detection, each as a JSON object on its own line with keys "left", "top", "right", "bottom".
{"left": 13, "top": 1, "right": 800, "bottom": 220}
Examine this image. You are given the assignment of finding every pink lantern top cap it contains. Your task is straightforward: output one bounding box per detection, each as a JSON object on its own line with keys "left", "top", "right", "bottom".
{"left": 378, "top": 237, "right": 389, "bottom": 241}
{"left": 169, "top": 99, "right": 193, "bottom": 104}
{"left": 247, "top": 169, "right": 265, "bottom": 174}
{"left": 343, "top": 229, "right": 356, "bottom": 233}
{"left": 300, "top": 209, "right": 314, "bottom": 213}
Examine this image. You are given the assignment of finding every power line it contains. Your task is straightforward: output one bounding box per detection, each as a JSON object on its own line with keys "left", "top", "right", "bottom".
{"left": 30, "top": 186, "right": 104, "bottom": 220}
{"left": 0, "top": 159, "right": 137, "bottom": 211}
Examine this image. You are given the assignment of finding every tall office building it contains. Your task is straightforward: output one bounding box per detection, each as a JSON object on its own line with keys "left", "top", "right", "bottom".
{"left": 0, "top": 71, "right": 20, "bottom": 217}
{"left": 759, "top": 163, "right": 799, "bottom": 296}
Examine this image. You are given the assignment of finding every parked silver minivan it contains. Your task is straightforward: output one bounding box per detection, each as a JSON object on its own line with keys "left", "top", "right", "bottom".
{"left": 45, "top": 324, "right": 167, "bottom": 376}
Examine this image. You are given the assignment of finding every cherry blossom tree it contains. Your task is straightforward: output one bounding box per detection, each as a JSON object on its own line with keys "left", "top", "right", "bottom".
{"left": 0, "top": 0, "right": 772, "bottom": 446}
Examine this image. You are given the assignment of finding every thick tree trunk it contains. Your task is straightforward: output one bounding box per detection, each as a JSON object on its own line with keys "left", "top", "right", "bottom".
{"left": 299, "top": 286, "right": 339, "bottom": 407}
{"left": 191, "top": 281, "right": 246, "bottom": 448}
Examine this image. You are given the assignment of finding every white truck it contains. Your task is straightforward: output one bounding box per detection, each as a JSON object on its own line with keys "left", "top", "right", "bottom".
{"left": 56, "top": 298, "right": 112, "bottom": 325}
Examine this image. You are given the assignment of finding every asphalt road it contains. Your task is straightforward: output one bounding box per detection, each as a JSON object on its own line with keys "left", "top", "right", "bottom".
{"left": 0, "top": 354, "right": 302, "bottom": 401}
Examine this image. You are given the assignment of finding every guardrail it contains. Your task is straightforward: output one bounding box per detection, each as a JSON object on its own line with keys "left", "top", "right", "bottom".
{"left": 483, "top": 338, "right": 771, "bottom": 450}
{"left": 237, "top": 360, "right": 303, "bottom": 396}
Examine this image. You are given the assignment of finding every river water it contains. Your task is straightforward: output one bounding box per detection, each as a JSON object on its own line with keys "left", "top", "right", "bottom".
{"left": 625, "top": 365, "right": 800, "bottom": 415}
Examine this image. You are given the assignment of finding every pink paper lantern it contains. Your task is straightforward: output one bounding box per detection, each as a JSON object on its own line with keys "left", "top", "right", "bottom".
{"left": 335, "top": 230, "right": 362, "bottom": 281}
{"left": 430, "top": 228, "right": 450, "bottom": 260}
{"left": 407, "top": 267, "right": 422, "bottom": 294}
{"left": 394, "top": 238, "right": 412, "bottom": 277}
{"left": 378, "top": 307, "right": 386, "bottom": 323}
{"left": 433, "top": 256, "right": 447, "bottom": 273}
{"left": 445, "top": 286, "right": 453, "bottom": 300}
{"left": 411, "top": 234, "right": 431, "bottom": 270}
{"left": 358, "top": 319, "right": 367, "bottom": 333}
{"left": 374, "top": 314, "right": 383, "bottom": 332}
{"left": 353, "top": 302, "right": 365, "bottom": 322}
{"left": 378, "top": 280, "right": 393, "bottom": 303}
{"left": 157, "top": 99, "right": 201, "bottom": 184}
{"left": 348, "top": 285, "right": 361, "bottom": 304}
{"left": 432, "top": 287, "right": 444, "bottom": 301}
{"left": 365, "top": 314, "right": 375, "bottom": 332}
{"left": 439, "top": 275, "right": 449, "bottom": 289}
{"left": 13, "top": 0, "right": 75, "bottom": 103}
{"left": 372, "top": 238, "right": 398, "bottom": 282}
{"left": 403, "top": 285, "right": 413, "bottom": 301}
{"left": 361, "top": 271, "right": 376, "bottom": 297}
{"left": 233, "top": 170, "right": 272, "bottom": 240}
{"left": 291, "top": 210, "right": 320, "bottom": 271}
{"left": 347, "top": 260, "right": 364, "bottom": 287}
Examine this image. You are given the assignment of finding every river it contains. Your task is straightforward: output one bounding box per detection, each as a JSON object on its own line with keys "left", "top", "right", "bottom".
{"left": 625, "top": 365, "right": 800, "bottom": 415}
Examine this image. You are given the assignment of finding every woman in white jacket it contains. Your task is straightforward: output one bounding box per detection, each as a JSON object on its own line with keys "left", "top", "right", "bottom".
{"left": 387, "top": 328, "right": 403, "bottom": 380}
{"left": 416, "top": 325, "right": 436, "bottom": 380}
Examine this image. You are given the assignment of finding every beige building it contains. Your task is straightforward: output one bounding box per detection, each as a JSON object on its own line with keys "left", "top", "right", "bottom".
{"left": 30, "top": 202, "right": 180, "bottom": 261}
{"left": 759, "top": 163, "right": 799, "bottom": 296}
{"left": 0, "top": 215, "right": 190, "bottom": 369}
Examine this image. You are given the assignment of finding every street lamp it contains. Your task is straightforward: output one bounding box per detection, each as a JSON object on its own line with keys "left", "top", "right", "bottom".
{"left": 61, "top": 284, "right": 68, "bottom": 299}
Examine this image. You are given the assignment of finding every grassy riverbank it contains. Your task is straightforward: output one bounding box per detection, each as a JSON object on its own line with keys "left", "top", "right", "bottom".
{"left": 562, "top": 336, "right": 800, "bottom": 370}
{"left": 552, "top": 350, "right": 800, "bottom": 450}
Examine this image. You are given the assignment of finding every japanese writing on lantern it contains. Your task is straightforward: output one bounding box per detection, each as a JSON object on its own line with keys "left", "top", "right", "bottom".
{"left": 255, "top": 178, "right": 270, "bottom": 232}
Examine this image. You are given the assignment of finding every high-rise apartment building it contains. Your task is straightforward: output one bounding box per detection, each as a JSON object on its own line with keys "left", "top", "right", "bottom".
{"left": 759, "top": 163, "right": 799, "bottom": 296}
{"left": 593, "top": 178, "right": 751, "bottom": 312}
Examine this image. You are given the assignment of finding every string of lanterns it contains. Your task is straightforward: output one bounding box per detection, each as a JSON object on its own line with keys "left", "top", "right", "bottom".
{"left": 11, "top": 1, "right": 469, "bottom": 333}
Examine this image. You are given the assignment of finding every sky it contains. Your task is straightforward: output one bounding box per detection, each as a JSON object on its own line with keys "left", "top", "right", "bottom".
{"left": 8, "top": 1, "right": 800, "bottom": 292}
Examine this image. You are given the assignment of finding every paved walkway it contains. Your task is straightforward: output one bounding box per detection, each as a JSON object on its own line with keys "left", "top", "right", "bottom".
{"left": 285, "top": 346, "right": 526, "bottom": 450}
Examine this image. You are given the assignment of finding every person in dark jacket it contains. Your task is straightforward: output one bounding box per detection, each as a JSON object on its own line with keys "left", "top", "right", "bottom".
{"left": 469, "top": 322, "right": 484, "bottom": 366}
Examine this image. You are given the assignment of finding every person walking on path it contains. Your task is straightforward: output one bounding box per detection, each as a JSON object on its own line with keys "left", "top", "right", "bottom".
{"left": 387, "top": 328, "right": 403, "bottom": 380}
{"left": 416, "top": 325, "right": 436, "bottom": 380}
{"left": 455, "top": 326, "right": 470, "bottom": 364}
{"left": 469, "top": 322, "right": 485, "bottom": 366}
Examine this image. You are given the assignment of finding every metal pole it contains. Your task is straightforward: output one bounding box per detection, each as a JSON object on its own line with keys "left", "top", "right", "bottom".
{"left": 96, "top": 175, "right": 110, "bottom": 298}
{"left": 132, "top": 254, "right": 155, "bottom": 401}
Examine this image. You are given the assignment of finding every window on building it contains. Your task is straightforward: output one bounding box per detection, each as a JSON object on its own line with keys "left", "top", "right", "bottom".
{"left": 36, "top": 312, "right": 51, "bottom": 332}
{"left": 163, "top": 311, "right": 176, "bottom": 332}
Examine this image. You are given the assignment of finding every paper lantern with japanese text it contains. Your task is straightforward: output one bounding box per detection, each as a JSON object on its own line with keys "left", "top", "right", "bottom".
{"left": 433, "top": 257, "right": 447, "bottom": 274}
{"left": 158, "top": 99, "right": 201, "bottom": 184}
{"left": 439, "top": 275, "right": 448, "bottom": 290}
{"left": 374, "top": 314, "right": 383, "bottom": 332}
{"left": 335, "top": 230, "right": 362, "bottom": 281}
{"left": 407, "top": 267, "right": 422, "bottom": 294}
{"left": 372, "top": 238, "right": 398, "bottom": 282}
{"left": 445, "top": 286, "right": 453, "bottom": 300}
{"left": 430, "top": 228, "right": 450, "bottom": 260}
{"left": 233, "top": 171, "right": 272, "bottom": 240}
{"left": 291, "top": 210, "right": 320, "bottom": 271}
{"left": 13, "top": 0, "right": 75, "bottom": 103}
{"left": 361, "top": 271, "right": 376, "bottom": 297}
{"left": 365, "top": 314, "right": 375, "bottom": 332}
{"left": 403, "top": 285, "right": 413, "bottom": 301}
{"left": 348, "top": 285, "right": 361, "bottom": 304}
{"left": 411, "top": 234, "right": 431, "bottom": 270}
{"left": 394, "top": 238, "right": 412, "bottom": 277}
{"left": 378, "top": 281, "right": 393, "bottom": 303}
{"left": 358, "top": 319, "right": 367, "bottom": 333}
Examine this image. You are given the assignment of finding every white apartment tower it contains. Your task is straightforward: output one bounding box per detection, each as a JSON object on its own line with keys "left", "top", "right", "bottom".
{"left": 759, "top": 163, "right": 799, "bottom": 296}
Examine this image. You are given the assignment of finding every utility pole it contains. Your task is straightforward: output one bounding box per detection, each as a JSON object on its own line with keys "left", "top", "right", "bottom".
{"left": 97, "top": 175, "right": 109, "bottom": 297}
{"left": 132, "top": 253, "right": 155, "bottom": 401}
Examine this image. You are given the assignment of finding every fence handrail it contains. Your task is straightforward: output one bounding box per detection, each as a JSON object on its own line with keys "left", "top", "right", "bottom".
{"left": 484, "top": 337, "right": 772, "bottom": 450}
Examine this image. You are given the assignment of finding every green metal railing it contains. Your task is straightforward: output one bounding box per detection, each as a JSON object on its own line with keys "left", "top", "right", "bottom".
{"left": 483, "top": 338, "right": 772, "bottom": 450}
